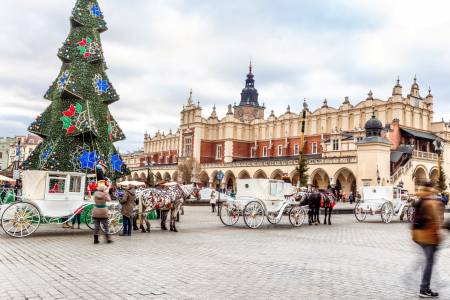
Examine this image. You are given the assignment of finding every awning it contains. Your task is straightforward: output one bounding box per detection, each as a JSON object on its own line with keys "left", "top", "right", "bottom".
{"left": 400, "top": 127, "right": 439, "bottom": 141}
{"left": 390, "top": 151, "right": 404, "bottom": 163}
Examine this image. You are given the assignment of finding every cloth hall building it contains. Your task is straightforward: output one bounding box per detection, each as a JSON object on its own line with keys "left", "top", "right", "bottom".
{"left": 124, "top": 67, "right": 450, "bottom": 194}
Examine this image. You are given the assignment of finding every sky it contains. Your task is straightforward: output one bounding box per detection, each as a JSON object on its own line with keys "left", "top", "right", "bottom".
{"left": 1, "top": 0, "right": 450, "bottom": 152}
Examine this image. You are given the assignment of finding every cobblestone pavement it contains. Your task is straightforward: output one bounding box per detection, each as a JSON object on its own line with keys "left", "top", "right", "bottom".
{"left": 1, "top": 207, "right": 450, "bottom": 300}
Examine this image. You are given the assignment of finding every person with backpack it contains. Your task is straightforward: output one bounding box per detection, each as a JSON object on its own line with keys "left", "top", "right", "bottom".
{"left": 411, "top": 182, "right": 443, "bottom": 298}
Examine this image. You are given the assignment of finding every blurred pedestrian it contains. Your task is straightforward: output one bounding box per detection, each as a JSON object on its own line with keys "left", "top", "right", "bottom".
{"left": 349, "top": 192, "right": 355, "bottom": 204}
{"left": 210, "top": 190, "right": 217, "bottom": 213}
{"left": 119, "top": 184, "right": 135, "bottom": 236}
{"left": 411, "top": 182, "right": 443, "bottom": 298}
{"left": 92, "top": 185, "right": 113, "bottom": 244}
{"left": 71, "top": 207, "right": 83, "bottom": 229}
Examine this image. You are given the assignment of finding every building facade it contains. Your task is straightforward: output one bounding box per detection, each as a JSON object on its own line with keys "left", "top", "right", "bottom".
{"left": 0, "top": 137, "right": 15, "bottom": 170}
{"left": 126, "top": 67, "right": 450, "bottom": 194}
{"left": 7, "top": 134, "right": 42, "bottom": 169}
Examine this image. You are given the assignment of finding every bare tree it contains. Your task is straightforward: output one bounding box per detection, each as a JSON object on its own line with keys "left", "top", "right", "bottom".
{"left": 177, "top": 158, "right": 201, "bottom": 184}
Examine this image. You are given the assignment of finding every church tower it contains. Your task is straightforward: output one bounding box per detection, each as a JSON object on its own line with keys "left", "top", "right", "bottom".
{"left": 234, "top": 62, "right": 265, "bottom": 121}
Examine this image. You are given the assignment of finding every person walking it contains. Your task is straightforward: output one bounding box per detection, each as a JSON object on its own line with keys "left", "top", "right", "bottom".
{"left": 119, "top": 184, "right": 136, "bottom": 236}
{"left": 210, "top": 190, "right": 217, "bottom": 213}
{"left": 71, "top": 207, "right": 83, "bottom": 229}
{"left": 349, "top": 192, "right": 355, "bottom": 205}
{"left": 92, "top": 185, "right": 113, "bottom": 244}
{"left": 411, "top": 182, "right": 443, "bottom": 298}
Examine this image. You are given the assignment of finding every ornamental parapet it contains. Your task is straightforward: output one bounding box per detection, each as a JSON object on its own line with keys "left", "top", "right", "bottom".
{"left": 129, "top": 156, "right": 358, "bottom": 172}
{"left": 201, "top": 156, "right": 357, "bottom": 169}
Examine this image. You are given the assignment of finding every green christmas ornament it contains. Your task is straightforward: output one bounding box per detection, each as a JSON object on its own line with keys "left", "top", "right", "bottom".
{"left": 24, "top": 0, "right": 129, "bottom": 179}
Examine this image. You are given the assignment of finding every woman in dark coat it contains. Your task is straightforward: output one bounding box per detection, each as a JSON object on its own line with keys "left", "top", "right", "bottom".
{"left": 119, "top": 185, "right": 136, "bottom": 236}
{"left": 93, "top": 185, "right": 112, "bottom": 244}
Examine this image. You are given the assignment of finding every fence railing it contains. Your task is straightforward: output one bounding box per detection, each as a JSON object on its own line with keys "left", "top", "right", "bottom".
{"left": 412, "top": 150, "right": 438, "bottom": 161}
{"left": 390, "top": 160, "right": 413, "bottom": 184}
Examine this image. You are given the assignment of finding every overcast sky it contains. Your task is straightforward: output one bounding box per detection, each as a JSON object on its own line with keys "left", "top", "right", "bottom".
{"left": 1, "top": 0, "right": 450, "bottom": 152}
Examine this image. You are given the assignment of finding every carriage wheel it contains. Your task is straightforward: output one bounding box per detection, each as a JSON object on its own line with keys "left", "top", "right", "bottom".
{"left": 1, "top": 202, "right": 41, "bottom": 238}
{"left": 243, "top": 201, "right": 265, "bottom": 229}
{"left": 289, "top": 206, "right": 306, "bottom": 227}
{"left": 84, "top": 206, "right": 94, "bottom": 230}
{"left": 406, "top": 205, "right": 415, "bottom": 223}
{"left": 354, "top": 201, "right": 367, "bottom": 222}
{"left": 267, "top": 212, "right": 281, "bottom": 224}
{"left": 381, "top": 202, "right": 394, "bottom": 223}
{"left": 219, "top": 203, "right": 240, "bottom": 226}
{"left": 101, "top": 205, "right": 123, "bottom": 235}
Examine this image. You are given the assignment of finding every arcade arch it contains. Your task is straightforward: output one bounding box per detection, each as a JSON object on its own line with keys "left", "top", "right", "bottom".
{"left": 253, "top": 169, "right": 268, "bottom": 179}
{"left": 333, "top": 168, "right": 356, "bottom": 195}
{"left": 310, "top": 168, "right": 330, "bottom": 190}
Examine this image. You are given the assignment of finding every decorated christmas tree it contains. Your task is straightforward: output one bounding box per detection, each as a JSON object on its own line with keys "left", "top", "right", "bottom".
{"left": 23, "top": 0, "right": 128, "bottom": 179}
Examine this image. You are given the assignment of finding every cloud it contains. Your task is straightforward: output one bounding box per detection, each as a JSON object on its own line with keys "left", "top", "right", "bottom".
{"left": 1, "top": 0, "right": 450, "bottom": 151}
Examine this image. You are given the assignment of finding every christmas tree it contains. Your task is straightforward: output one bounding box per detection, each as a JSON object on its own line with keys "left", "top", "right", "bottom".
{"left": 295, "top": 153, "right": 309, "bottom": 187}
{"left": 438, "top": 164, "right": 447, "bottom": 193}
{"left": 23, "top": 0, "right": 128, "bottom": 179}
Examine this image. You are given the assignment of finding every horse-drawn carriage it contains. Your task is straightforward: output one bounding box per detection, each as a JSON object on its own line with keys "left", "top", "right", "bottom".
{"left": 219, "top": 179, "right": 307, "bottom": 229}
{"left": 0, "top": 170, "right": 122, "bottom": 238}
{"left": 354, "top": 185, "right": 414, "bottom": 223}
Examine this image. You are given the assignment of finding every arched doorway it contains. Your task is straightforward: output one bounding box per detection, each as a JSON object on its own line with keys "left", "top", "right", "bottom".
{"left": 198, "top": 171, "right": 210, "bottom": 187}
{"left": 430, "top": 168, "right": 439, "bottom": 184}
{"left": 155, "top": 172, "right": 162, "bottom": 181}
{"left": 333, "top": 168, "right": 357, "bottom": 195}
{"left": 172, "top": 171, "right": 179, "bottom": 183}
{"left": 224, "top": 171, "right": 236, "bottom": 192}
{"left": 253, "top": 169, "right": 268, "bottom": 179}
{"left": 163, "top": 172, "right": 171, "bottom": 181}
{"left": 132, "top": 173, "right": 139, "bottom": 181}
{"left": 270, "top": 169, "right": 283, "bottom": 180}
{"left": 238, "top": 170, "right": 251, "bottom": 179}
{"left": 139, "top": 172, "right": 147, "bottom": 182}
{"left": 310, "top": 168, "right": 330, "bottom": 191}
{"left": 414, "top": 166, "right": 428, "bottom": 189}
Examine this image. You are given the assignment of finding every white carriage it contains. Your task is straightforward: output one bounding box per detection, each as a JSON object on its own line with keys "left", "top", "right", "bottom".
{"left": 0, "top": 170, "right": 122, "bottom": 238}
{"left": 354, "top": 185, "right": 414, "bottom": 223}
{"left": 218, "top": 179, "right": 307, "bottom": 229}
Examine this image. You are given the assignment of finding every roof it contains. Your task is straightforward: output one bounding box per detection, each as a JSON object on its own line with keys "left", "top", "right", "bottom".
{"left": 400, "top": 127, "right": 439, "bottom": 141}
{"left": 390, "top": 151, "right": 404, "bottom": 163}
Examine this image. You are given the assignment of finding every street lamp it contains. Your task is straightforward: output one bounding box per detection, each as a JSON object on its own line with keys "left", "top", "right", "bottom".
{"left": 376, "top": 167, "right": 381, "bottom": 185}
{"left": 433, "top": 140, "right": 443, "bottom": 181}
{"left": 144, "top": 157, "right": 154, "bottom": 187}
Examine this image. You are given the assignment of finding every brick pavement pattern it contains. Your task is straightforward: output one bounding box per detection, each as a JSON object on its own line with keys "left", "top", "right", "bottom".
{"left": 1, "top": 207, "right": 450, "bottom": 299}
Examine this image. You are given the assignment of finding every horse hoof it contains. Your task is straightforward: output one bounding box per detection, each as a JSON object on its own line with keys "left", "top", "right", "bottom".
{"left": 328, "top": 223, "right": 332, "bottom": 225}
{"left": 141, "top": 230, "right": 146, "bottom": 233}
{"left": 173, "top": 228, "right": 178, "bottom": 232}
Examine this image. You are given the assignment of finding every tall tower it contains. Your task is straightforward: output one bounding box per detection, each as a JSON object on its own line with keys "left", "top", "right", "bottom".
{"left": 234, "top": 62, "right": 265, "bottom": 121}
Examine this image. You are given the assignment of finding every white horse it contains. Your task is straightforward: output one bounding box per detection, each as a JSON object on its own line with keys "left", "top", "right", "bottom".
{"left": 136, "top": 183, "right": 197, "bottom": 232}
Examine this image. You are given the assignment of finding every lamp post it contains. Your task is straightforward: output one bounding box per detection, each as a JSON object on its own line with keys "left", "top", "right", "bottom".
{"left": 376, "top": 167, "right": 381, "bottom": 185}
{"left": 145, "top": 157, "right": 154, "bottom": 187}
{"left": 216, "top": 170, "right": 224, "bottom": 216}
{"left": 433, "top": 140, "right": 443, "bottom": 177}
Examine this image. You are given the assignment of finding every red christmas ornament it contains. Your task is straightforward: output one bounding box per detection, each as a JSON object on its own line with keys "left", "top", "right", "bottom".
{"left": 66, "top": 125, "right": 76, "bottom": 134}
{"left": 78, "top": 38, "right": 87, "bottom": 46}
{"left": 63, "top": 104, "right": 76, "bottom": 117}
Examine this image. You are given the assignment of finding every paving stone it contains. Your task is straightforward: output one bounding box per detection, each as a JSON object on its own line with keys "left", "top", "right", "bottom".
{"left": 1, "top": 207, "right": 450, "bottom": 299}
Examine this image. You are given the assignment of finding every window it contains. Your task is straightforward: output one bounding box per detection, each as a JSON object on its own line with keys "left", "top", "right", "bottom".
{"left": 332, "top": 139, "right": 339, "bottom": 151}
{"left": 183, "top": 136, "right": 192, "bottom": 157}
{"left": 48, "top": 176, "right": 66, "bottom": 194}
{"left": 216, "top": 144, "right": 222, "bottom": 159}
{"left": 312, "top": 142, "right": 318, "bottom": 154}
{"left": 69, "top": 176, "right": 82, "bottom": 193}
{"left": 250, "top": 148, "right": 256, "bottom": 158}
{"left": 278, "top": 145, "right": 283, "bottom": 156}
{"left": 294, "top": 144, "right": 299, "bottom": 156}
{"left": 165, "top": 156, "right": 169, "bottom": 164}
{"left": 262, "top": 146, "right": 268, "bottom": 157}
